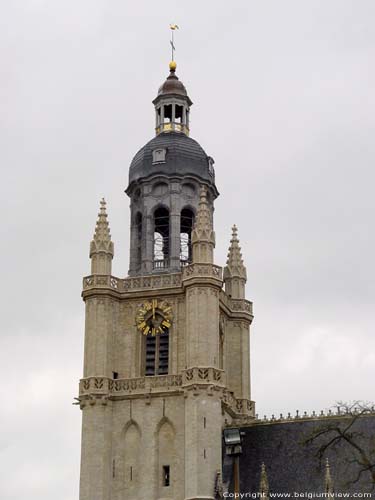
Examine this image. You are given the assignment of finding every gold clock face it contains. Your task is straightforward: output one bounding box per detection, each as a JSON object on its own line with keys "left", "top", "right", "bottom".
{"left": 136, "top": 299, "right": 172, "bottom": 336}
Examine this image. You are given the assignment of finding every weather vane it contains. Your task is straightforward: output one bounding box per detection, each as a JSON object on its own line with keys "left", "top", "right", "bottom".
{"left": 170, "top": 24, "right": 179, "bottom": 62}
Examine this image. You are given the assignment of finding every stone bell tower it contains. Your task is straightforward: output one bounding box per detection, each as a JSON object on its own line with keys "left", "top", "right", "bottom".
{"left": 78, "top": 61, "right": 255, "bottom": 500}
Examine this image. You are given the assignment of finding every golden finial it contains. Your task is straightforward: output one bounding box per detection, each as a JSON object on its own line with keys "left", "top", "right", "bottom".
{"left": 169, "top": 60, "right": 177, "bottom": 72}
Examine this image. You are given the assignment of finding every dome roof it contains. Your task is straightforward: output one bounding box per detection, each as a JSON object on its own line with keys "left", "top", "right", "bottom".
{"left": 158, "top": 72, "right": 187, "bottom": 97}
{"left": 128, "top": 132, "right": 216, "bottom": 189}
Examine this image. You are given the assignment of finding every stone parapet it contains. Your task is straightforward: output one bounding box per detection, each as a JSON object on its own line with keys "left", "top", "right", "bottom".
{"left": 222, "top": 389, "right": 255, "bottom": 418}
{"left": 182, "top": 263, "right": 222, "bottom": 281}
{"left": 219, "top": 290, "right": 253, "bottom": 319}
{"left": 123, "top": 273, "right": 182, "bottom": 291}
{"left": 82, "top": 272, "right": 183, "bottom": 296}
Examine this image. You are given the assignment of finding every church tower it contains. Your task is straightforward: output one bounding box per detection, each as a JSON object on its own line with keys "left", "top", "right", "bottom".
{"left": 78, "top": 61, "right": 255, "bottom": 500}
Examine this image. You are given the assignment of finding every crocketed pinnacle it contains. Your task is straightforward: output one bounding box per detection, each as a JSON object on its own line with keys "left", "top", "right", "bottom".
{"left": 195, "top": 186, "right": 213, "bottom": 232}
{"left": 259, "top": 463, "right": 269, "bottom": 500}
{"left": 90, "top": 198, "right": 114, "bottom": 257}
{"left": 223, "top": 225, "right": 247, "bottom": 280}
{"left": 324, "top": 458, "right": 334, "bottom": 494}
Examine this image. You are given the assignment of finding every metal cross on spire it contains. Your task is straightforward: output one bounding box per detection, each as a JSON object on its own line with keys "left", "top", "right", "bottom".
{"left": 170, "top": 24, "right": 179, "bottom": 61}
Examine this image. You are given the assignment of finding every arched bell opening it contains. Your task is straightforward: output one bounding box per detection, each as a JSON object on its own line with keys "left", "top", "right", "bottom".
{"left": 135, "top": 212, "right": 142, "bottom": 271}
{"left": 153, "top": 207, "right": 170, "bottom": 270}
{"left": 180, "top": 208, "right": 195, "bottom": 266}
{"left": 164, "top": 104, "right": 172, "bottom": 123}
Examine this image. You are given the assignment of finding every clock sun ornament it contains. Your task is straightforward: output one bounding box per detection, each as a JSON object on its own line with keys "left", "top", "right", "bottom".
{"left": 136, "top": 299, "right": 173, "bottom": 336}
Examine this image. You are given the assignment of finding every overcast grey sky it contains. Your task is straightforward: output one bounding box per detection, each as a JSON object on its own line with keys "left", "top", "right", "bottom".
{"left": 1, "top": 1, "right": 374, "bottom": 499}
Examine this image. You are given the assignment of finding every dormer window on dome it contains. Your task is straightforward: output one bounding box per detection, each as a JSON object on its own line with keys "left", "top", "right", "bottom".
{"left": 153, "top": 62, "right": 192, "bottom": 136}
{"left": 152, "top": 148, "right": 167, "bottom": 164}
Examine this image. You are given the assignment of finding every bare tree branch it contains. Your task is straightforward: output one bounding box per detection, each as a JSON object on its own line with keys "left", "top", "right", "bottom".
{"left": 303, "top": 401, "right": 375, "bottom": 489}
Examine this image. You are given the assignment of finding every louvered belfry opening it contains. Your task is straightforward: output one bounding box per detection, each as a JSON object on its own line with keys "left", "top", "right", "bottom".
{"left": 153, "top": 207, "right": 170, "bottom": 270}
{"left": 180, "top": 208, "right": 194, "bottom": 266}
{"left": 135, "top": 212, "right": 142, "bottom": 271}
{"left": 145, "top": 331, "right": 169, "bottom": 376}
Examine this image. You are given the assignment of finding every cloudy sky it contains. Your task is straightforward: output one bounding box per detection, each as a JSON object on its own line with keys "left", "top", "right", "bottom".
{"left": 1, "top": 1, "right": 374, "bottom": 498}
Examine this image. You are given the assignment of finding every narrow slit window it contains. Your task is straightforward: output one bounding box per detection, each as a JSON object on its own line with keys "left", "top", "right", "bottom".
{"left": 163, "top": 465, "right": 170, "bottom": 487}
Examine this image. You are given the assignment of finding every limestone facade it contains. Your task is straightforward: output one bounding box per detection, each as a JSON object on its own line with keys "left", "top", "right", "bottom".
{"left": 78, "top": 63, "right": 254, "bottom": 500}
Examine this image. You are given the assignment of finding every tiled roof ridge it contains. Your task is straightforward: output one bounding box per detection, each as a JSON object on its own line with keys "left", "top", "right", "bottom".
{"left": 240, "top": 406, "right": 375, "bottom": 426}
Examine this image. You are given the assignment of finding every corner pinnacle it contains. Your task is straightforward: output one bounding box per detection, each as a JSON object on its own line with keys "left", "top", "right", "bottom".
{"left": 90, "top": 198, "right": 114, "bottom": 259}
{"left": 191, "top": 185, "right": 216, "bottom": 263}
{"left": 224, "top": 224, "right": 246, "bottom": 278}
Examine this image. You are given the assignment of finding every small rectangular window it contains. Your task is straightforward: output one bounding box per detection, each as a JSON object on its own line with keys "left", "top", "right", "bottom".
{"left": 163, "top": 465, "right": 170, "bottom": 487}
{"left": 113, "top": 371, "right": 119, "bottom": 379}
{"left": 152, "top": 148, "right": 167, "bottom": 164}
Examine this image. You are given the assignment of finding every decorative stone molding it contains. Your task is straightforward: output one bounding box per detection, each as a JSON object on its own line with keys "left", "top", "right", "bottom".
{"left": 182, "top": 367, "right": 225, "bottom": 387}
{"left": 79, "top": 374, "right": 183, "bottom": 402}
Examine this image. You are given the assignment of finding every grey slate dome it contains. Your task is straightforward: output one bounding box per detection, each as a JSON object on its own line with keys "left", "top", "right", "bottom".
{"left": 128, "top": 132, "right": 216, "bottom": 189}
